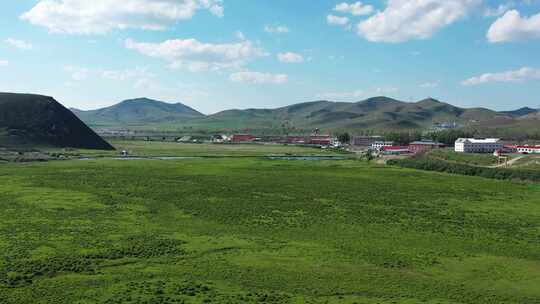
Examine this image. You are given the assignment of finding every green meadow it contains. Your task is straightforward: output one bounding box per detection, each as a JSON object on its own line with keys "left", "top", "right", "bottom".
{"left": 73, "top": 140, "right": 348, "bottom": 158}
{"left": 0, "top": 147, "right": 539, "bottom": 303}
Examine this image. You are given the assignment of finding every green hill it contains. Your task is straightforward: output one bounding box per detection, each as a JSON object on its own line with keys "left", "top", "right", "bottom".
{"left": 501, "top": 107, "right": 538, "bottom": 117}
{"left": 195, "top": 97, "right": 503, "bottom": 132}
{"left": 74, "top": 97, "right": 204, "bottom": 127}
{"left": 72, "top": 96, "right": 538, "bottom": 134}
{"left": 0, "top": 93, "right": 114, "bottom": 150}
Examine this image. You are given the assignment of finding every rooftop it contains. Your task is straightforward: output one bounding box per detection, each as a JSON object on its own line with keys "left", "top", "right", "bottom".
{"left": 456, "top": 138, "right": 501, "bottom": 144}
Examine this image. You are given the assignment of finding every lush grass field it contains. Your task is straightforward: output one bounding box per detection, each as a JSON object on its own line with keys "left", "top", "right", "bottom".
{"left": 1, "top": 158, "right": 540, "bottom": 303}
{"left": 426, "top": 149, "right": 499, "bottom": 166}
{"left": 73, "top": 140, "right": 347, "bottom": 158}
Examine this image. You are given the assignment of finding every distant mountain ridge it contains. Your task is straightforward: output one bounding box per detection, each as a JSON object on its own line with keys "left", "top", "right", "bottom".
{"left": 200, "top": 97, "right": 503, "bottom": 131}
{"left": 501, "top": 107, "right": 539, "bottom": 117}
{"left": 74, "top": 97, "right": 204, "bottom": 127}
{"left": 72, "top": 96, "right": 538, "bottom": 133}
{"left": 0, "top": 93, "right": 114, "bottom": 150}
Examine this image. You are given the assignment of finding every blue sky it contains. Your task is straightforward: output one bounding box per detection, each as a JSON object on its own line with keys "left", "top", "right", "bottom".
{"left": 1, "top": 0, "right": 540, "bottom": 114}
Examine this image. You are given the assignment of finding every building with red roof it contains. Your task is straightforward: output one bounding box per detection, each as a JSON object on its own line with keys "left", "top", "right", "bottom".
{"left": 232, "top": 134, "right": 255, "bottom": 143}
{"left": 516, "top": 145, "right": 540, "bottom": 154}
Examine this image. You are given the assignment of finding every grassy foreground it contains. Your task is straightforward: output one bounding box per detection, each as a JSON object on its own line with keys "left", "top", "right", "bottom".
{"left": 75, "top": 140, "right": 347, "bottom": 158}
{"left": 1, "top": 158, "right": 540, "bottom": 303}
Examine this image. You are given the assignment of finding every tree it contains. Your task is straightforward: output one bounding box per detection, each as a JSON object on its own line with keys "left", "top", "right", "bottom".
{"left": 337, "top": 132, "right": 351, "bottom": 144}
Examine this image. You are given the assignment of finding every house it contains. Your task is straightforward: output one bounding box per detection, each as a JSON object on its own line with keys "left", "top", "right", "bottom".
{"left": 177, "top": 136, "right": 192, "bottom": 143}
{"left": 309, "top": 135, "right": 333, "bottom": 146}
{"left": 409, "top": 140, "right": 445, "bottom": 154}
{"left": 284, "top": 136, "right": 307, "bottom": 144}
{"left": 454, "top": 138, "right": 503, "bottom": 153}
{"left": 232, "top": 134, "right": 255, "bottom": 143}
{"left": 372, "top": 141, "right": 394, "bottom": 151}
{"left": 351, "top": 136, "right": 382, "bottom": 147}
{"left": 382, "top": 146, "right": 410, "bottom": 155}
{"left": 516, "top": 145, "right": 540, "bottom": 154}
{"left": 212, "top": 135, "right": 230, "bottom": 143}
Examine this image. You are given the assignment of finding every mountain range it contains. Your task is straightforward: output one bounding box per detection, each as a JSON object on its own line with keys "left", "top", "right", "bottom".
{"left": 72, "top": 96, "right": 539, "bottom": 134}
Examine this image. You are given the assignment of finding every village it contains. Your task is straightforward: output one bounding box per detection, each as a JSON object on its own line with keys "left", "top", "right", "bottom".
{"left": 169, "top": 133, "right": 540, "bottom": 157}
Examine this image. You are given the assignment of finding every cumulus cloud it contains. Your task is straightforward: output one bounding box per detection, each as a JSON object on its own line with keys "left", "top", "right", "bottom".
{"left": 357, "top": 0, "right": 480, "bottom": 43}
{"left": 125, "top": 38, "right": 267, "bottom": 72}
{"left": 334, "top": 2, "right": 374, "bottom": 16}
{"left": 483, "top": 3, "right": 514, "bottom": 17}
{"left": 487, "top": 10, "right": 540, "bottom": 42}
{"left": 235, "top": 31, "right": 246, "bottom": 41}
{"left": 230, "top": 71, "right": 288, "bottom": 84}
{"left": 317, "top": 87, "right": 398, "bottom": 100}
{"left": 277, "top": 52, "right": 304, "bottom": 63}
{"left": 5, "top": 38, "right": 33, "bottom": 50}
{"left": 264, "top": 25, "right": 289, "bottom": 33}
{"left": 317, "top": 90, "right": 365, "bottom": 100}
{"left": 21, "top": 0, "right": 224, "bottom": 34}
{"left": 0, "top": 60, "right": 9, "bottom": 67}
{"left": 327, "top": 14, "right": 350, "bottom": 26}
{"left": 64, "top": 65, "right": 89, "bottom": 81}
{"left": 102, "top": 67, "right": 154, "bottom": 81}
{"left": 420, "top": 81, "right": 439, "bottom": 88}
{"left": 462, "top": 67, "right": 540, "bottom": 85}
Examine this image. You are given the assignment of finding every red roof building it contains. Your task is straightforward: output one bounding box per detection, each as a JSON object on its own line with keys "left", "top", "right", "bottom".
{"left": 409, "top": 141, "right": 445, "bottom": 154}
{"left": 309, "top": 135, "right": 333, "bottom": 146}
{"left": 232, "top": 134, "right": 255, "bottom": 142}
{"left": 382, "top": 146, "right": 410, "bottom": 155}
{"left": 284, "top": 136, "right": 307, "bottom": 144}
{"left": 516, "top": 145, "right": 540, "bottom": 154}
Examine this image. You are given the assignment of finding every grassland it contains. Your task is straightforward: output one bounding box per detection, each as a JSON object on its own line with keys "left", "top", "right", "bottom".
{"left": 1, "top": 149, "right": 540, "bottom": 303}
{"left": 72, "top": 140, "right": 348, "bottom": 158}
{"left": 426, "top": 149, "right": 499, "bottom": 166}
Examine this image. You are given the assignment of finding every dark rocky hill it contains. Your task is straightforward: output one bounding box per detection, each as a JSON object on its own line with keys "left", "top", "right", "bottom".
{"left": 0, "top": 93, "right": 114, "bottom": 150}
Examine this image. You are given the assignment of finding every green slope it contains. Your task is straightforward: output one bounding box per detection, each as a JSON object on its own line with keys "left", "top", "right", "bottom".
{"left": 196, "top": 97, "right": 503, "bottom": 132}
{"left": 0, "top": 92, "right": 114, "bottom": 150}
{"left": 74, "top": 96, "right": 533, "bottom": 133}
{"left": 74, "top": 97, "right": 204, "bottom": 128}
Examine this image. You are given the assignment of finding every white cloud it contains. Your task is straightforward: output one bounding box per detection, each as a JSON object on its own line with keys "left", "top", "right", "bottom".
{"left": 125, "top": 38, "right": 268, "bottom": 72}
{"left": 483, "top": 3, "right": 514, "bottom": 17}
{"left": 21, "top": 0, "right": 224, "bottom": 35}
{"left": 0, "top": 60, "right": 9, "bottom": 67}
{"left": 102, "top": 67, "right": 154, "bottom": 81}
{"left": 334, "top": 2, "right": 374, "bottom": 16}
{"left": 462, "top": 67, "right": 540, "bottom": 85}
{"left": 277, "top": 52, "right": 304, "bottom": 63}
{"left": 5, "top": 38, "right": 33, "bottom": 50}
{"left": 357, "top": 0, "right": 480, "bottom": 43}
{"left": 230, "top": 71, "right": 288, "bottom": 84}
{"left": 420, "top": 81, "right": 439, "bottom": 88}
{"left": 317, "top": 87, "right": 398, "bottom": 100}
{"left": 64, "top": 65, "right": 89, "bottom": 81}
{"left": 264, "top": 25, "right": 289, "bottom": 33}
{"left": 487, "top": 10, "right": 540, "bottom": 42}
{"left": 327, "top": 14, "right": 350, "bottom": 26}
{"left": 374, "top": 87, "right": 399, "bottom": 94}
{"left": 235, "top": 31, "right": 246, "bottom": 41}
{"left": 317, "top": 90, "right": 365, "bottom": 100}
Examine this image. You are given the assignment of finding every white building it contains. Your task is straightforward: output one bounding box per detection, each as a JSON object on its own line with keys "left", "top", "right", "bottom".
{"left": 516, "top": 145, "right": 540, "bottom": 154}
{"left": 455, "top": 138, "right": 503, "bottom": 153}
{"left": 371, "top": 141, "right": 394, "bottom": 151}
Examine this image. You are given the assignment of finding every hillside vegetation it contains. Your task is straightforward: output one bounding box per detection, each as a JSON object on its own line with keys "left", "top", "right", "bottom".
{"left": 71, "top": 96, "right": 540, "bottom": 134}
{"left": 73, "top": 98, "right": 204, "bottom": 128}
{"left": 1, "top": 158, "right": 540, "bottom": 303}
{"left": 0, "top": 93, "right": 114, "bottom": 150}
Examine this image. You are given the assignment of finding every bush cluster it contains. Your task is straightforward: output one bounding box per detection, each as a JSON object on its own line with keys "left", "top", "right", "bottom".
{"left": 388, "top": 157, "right": 540, "bottom": 182}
